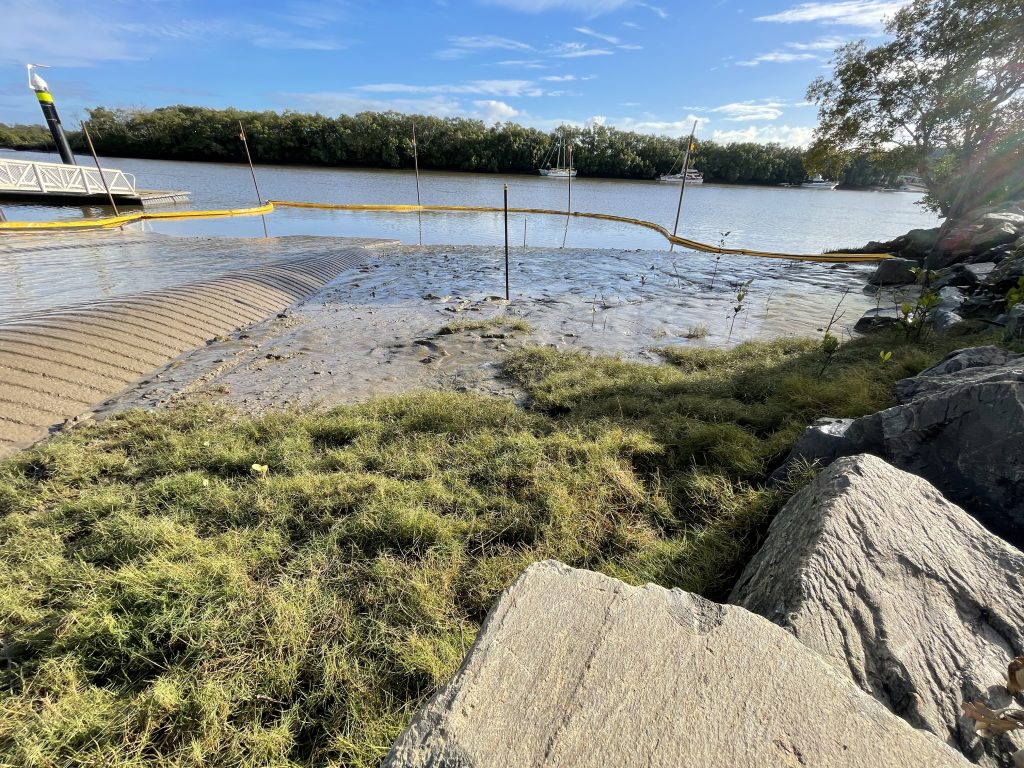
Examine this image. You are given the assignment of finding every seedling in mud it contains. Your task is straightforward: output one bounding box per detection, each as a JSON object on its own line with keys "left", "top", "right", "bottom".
{"left": 818, "top": 288, "right": 850, "bottom": 376}
{"left": 897, "top": 292, "right": 940, "bottom": 339}
{"left": 727, "top": 278, "right": 753, "bottom": 342}
{"left": 684, "top": 323, "right": 709, "bottom": 339}
{"left": 879, "top": 350, "right": 893, "bottom": 366}
{"left": 1005, "top": 275, "right": 1024, "bottom": 310}
{"left": 710, "top": 231, "right": 730, "bottom": 290}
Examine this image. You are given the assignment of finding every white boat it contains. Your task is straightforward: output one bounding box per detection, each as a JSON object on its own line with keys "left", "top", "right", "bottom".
{"left": 658, "top": 168, "right": 704, "bottom": 184}
{"left": 801, "top": 174, "right": 838, "bottom": 189}
{"left": 538, "top": 133, "right": 576, "bottom": 178}
{"left": 896, "top": 174, "right": 927, "bottom": 193}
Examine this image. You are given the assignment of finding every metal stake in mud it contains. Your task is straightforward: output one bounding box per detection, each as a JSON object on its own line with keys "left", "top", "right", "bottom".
{"left": 238, "top": 121, "right": 268, "bottom": 238}
{"left": 670, "top": 120, "right": 698, "bottom": 253}
{"left": 561, "top": 142, "right": 573, "bottom": 249}
{"left": 81, "top": 122, "right": 119, "bottom": 216}
{"left": 504, "top": 184, "right": 510, "bottom": 301}
{"left": 413, "top": 122, "right": 423, "bottom": 246}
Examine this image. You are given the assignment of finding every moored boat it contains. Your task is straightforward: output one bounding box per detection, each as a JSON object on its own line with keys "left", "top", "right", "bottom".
{"left": 658, "top": 168, "right": 704, "bottom": 184}
{"left": 801, "top": 174, "right": 838, "bottom": 189}
{"left": 538, "top": 132, "right": 576, "bottom": 178}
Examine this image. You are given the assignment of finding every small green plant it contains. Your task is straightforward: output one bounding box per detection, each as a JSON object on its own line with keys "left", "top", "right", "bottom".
{"left": 710, "top": 231, "right": 729, "bottom": 290}
{"left": 684, "top": 323, "right": 709, "bottom": 339}
{"left": 897, "top": 292, "right": 941, "bottom": 339}
{"left": 817, "top": 288, "right": 850, "bottom": 377}
{"left": 727, "top": 278, "right": 753, "bottom": 342}
{"left": 879, "top": 350, "right": 893, "bottom": 366}
{"left": 1005, "top": 275, "right": 1024, "bottom": 310}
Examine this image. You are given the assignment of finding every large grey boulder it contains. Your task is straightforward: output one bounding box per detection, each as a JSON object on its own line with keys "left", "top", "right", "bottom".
{"left": 777, "top": 348, "right": 1024, "bottom": 546}
{"left": 894, "top": 346, "right": 1024, "bottom": 402}
{"left": 731, "top": 455, "right": 1024, "bottom": 766}
{"left": 386, "top": 560, "right": 971, "bottom": 768}
{"left": 869, "top": 257, "right": 919, "bottom": 286}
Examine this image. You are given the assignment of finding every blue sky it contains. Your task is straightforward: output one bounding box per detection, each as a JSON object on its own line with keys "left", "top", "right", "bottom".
{"left": 0, "top": 0, "right": 906, "bottom": 146}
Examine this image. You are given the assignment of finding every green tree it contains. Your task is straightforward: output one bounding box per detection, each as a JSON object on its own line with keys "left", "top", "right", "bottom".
{"left": 805, "top": 0, "right": 1024, "bottom": 216}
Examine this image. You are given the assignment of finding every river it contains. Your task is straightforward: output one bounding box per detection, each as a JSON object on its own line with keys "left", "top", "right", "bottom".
{"left": 0, "top": 149, "right": 938, "bottom": 322}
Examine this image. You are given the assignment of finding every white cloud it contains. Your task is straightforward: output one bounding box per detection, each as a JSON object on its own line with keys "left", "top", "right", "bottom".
{"left": 354, "top": 80, "right": 544, "bottom": 97}
{"left": 483, "top": 0, "right": 635, "bottom": 12}
{"left": 710, "top": 124, "right": 816, "bottom": 147}
{"left": 278, "top": 92, "right": 465, "bottom": 117}
{"left": 786, "top": 35, "right": 849, "bottom": 50}
{"left": 541, "top": 75, "right": 577, "bottom": 81}
{"left": 574, "top": 26, "right": 620, "bottom": 44}
{"left": 436, "top": 34, "right": 533, "bottom": 60}
{"left": 710, "top": 101, "right": 786, "bottom": 121}
{"left": 496, "top": 59, "right": 547, "bottom": 68}
{"left": 755, "top": 1, "right": 908, "bottom": 29}
{"left": 602, "top": 115, "right": 710, "bottom": 136}
{"left": 473, "top": 99, "right": 520, "bottom": 122}
{"left": 736, "top": 51, "right": 820, "bottom": 66}
{"left": 553, "top": 43, "right": 614, "bottom": 58}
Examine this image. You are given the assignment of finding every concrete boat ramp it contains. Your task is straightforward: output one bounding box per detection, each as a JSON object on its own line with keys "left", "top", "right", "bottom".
{"left": 0, "top": 235, "right": 397, "bottom": 456}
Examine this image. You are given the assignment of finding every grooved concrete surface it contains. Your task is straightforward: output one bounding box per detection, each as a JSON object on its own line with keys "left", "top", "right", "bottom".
{"left": 0, "top": 246, "right": 375, "bottom": 456}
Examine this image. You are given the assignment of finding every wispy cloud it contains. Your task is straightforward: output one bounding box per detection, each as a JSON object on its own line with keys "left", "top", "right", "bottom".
{"left": 552, "top": 42, "right": 614, "bottom": 58}
{"left": 354, "top": 80, "right": 544, "bottom": 97}
{"left": 785, "top": 35, "right": 849, "bottom": 51}
{"left": 482, "top": 0, "right": 636, "bottom": 13}
{"left": 574, "top": 26, "right": 620, "bottom": 44}
{"left": 755, "top": 1, "right": 908, "bottom": 29}
{"left": 711, "top": 101, "right": 787, "bottom": 121}
{"left": 541, "top": 74, "right": 578, "bottom": 81}
{"left": 736, "top": 51, "right": 820, "bottom": 67}
{"left": 435, "top": 34, "right": 533, "bottom": 60}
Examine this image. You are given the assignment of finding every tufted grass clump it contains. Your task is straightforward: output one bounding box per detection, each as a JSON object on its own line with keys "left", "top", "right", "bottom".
{"left": 0, "top": 326, "right": 999, "bottom": 767}
{"left": 438, "top": 316, "right": 532, "bottom": 336}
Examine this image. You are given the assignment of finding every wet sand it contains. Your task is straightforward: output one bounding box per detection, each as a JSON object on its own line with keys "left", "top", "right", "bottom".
{"left": 96, "top": 243, "right": 901, "bottom": 416}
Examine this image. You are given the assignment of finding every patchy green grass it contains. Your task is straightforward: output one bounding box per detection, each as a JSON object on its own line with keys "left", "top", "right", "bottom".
{"left": 0, "top": 326, "right": 999, "bottom": 766}
{"left": 437, "top": 315, "right": 532, "bottom": 336}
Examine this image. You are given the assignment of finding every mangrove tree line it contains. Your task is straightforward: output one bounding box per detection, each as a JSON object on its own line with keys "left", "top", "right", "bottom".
{"left": 2, "top": 107, "right": 892, "bottom": 188}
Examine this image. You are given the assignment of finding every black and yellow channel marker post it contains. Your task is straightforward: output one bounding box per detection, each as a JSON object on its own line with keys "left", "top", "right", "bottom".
{"left": 27, "top": 64, "right": 76, "bottom": 166}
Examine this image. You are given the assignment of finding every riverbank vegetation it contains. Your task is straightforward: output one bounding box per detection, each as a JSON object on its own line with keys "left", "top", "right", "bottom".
{"left": 806, "top": 0, "right": 1023, "bottom": 216}
{"left": 0, "top": 328, "right": 998, "bottom": 766}
{"left": 3, "top": 109, "right": 892, "bottom": 188}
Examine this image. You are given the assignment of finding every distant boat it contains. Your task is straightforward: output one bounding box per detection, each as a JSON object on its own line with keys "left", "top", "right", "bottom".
{"left": 896, "top": 174, "right": 927, "bottom": 193}
{"left": 658, "top": 168, "right": 704, "bottom": 184}
{"left": 539, "top": 132, "right": 576, "bottom": 178}
{"left": 801, "top": 174, "right": 838, "bottom": 189}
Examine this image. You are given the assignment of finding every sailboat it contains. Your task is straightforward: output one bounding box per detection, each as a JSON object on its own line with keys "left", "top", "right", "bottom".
{"left": 538, "top": 132, "right": 576, "bottom": 177}
{"left": 658, "top": 137, "right": 703, "bottom": 183}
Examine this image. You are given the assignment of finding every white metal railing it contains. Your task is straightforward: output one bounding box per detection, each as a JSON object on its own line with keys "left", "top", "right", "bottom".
{"left": 0, "top": 157, "right": 136, "bottom": 196}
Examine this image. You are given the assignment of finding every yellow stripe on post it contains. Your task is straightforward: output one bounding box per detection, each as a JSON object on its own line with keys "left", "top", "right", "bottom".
{"left": 34, "top": 91, "right": 54, "bottom": 104}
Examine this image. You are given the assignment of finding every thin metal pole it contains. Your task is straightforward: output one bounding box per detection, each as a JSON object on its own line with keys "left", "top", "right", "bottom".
{"left": 413, "top": 122, "right": 423, "bottom": 245}
{"left": 504, "top": 184, "right": 510, "bottom": 301}
{"left": 561, "top": 142, "right": 573, "bottom": 248}
{"left": 523, "top": 215, "right": 527, "bottom": 247}
{"left": 670, "top": 120, "right": 698, "bottom": 253}
{"left": 81, "top": 122, "right": 119, "bottom": 215}
{"left": 238, "top": 121, "right": 268, "bottom": 238}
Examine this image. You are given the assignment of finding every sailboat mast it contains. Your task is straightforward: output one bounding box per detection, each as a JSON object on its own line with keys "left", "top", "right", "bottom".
{"left": 669, "top": 120, "right": 698, "bottom": 253}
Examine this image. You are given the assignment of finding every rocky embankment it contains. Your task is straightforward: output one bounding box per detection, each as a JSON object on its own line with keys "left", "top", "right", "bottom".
{"left": 854, "top": 200, "right": 1024, "bottom": 338}
{"left": 384, "top": 349, "right": 1024, "bottom": 767}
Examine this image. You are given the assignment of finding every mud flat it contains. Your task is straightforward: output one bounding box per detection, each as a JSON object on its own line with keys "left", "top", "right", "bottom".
{"left": 96, "top": 243, "right": 900, "bottom": 417}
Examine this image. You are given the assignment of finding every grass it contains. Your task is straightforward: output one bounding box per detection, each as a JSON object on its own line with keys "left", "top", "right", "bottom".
{"left": 437, "top": 315, "right": 532, "bottom": 336}
{"left": 0, "top": 325, "right": 1001, "bottom": 767}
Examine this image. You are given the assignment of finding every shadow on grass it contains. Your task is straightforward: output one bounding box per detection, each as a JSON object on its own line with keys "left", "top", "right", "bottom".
{"left": 0, "top": 324, "right": 1000, "bottom": 766}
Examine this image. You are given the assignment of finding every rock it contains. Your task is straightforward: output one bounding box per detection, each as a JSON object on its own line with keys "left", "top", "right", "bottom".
{"left": 773, "top": 417, "right": 857, "bottom": 477}
{"left": 1006, "top": 304, "right": 1024, "bottom": 342}
{"left": 932, "top": 308, "right": 964, "bottom": 331}
{"left": 869, "top": 257, "right": 920, "bottom": 286}
{"left": 964, "top": 262, "right": 998, "bottom": 283}
{"left": 895, "top": 226, "right": 941, "bottom": 258}
{"left": 929, "top": 223, "right": 1021, "bottom": 270}
{"left": 731, "top": 455, "right": 1024, "bottom": 766}
{"left": 984, "top": 250, "right": 1024, "bottom": 293}
{"left": 968, "top": 244, "right": 1014, "bottom": 264}
{"left": 906, "top": 345, "right": 1019, "bottom": 380}
{"left": 938, "top": 286, "right": 967, "bottom": 312}
{"left": 854, "top": 306, "right": 903, "bottom": 333}
{"left": 856, "top": 380, "right": 1024, "bottom": 546}
{"left": 386, "top": 560, "right": 971, "bottom": 768}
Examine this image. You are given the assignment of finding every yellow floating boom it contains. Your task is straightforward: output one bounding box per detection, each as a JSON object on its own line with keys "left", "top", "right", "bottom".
{"left": 0, "top": 199, "right": 889, "bottom": 262}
